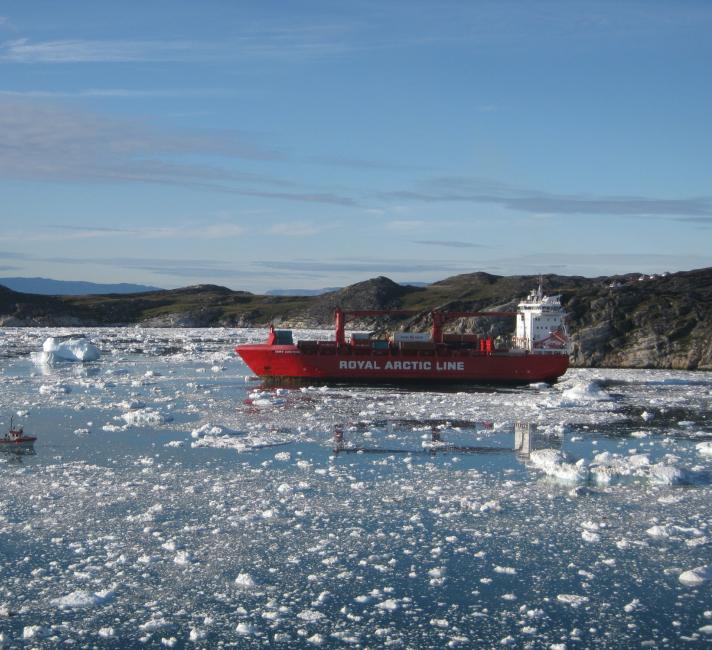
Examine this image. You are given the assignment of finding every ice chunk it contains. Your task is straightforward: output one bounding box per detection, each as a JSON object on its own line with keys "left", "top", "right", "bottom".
{"left": 696, "top": 441, "right": 712, "bottom": 457}
{"left": 36, "top": 336, "right": 100, "bottom": 363}
{"left": 623, "top": 598, "right": 643, "bottom": 613}
{"left": 39, "top": 383, "right": 72, "bottom": 395}
{"left": 494, "top": 566, "right": 516, "bottom": 574}
{"left": 529, "top": 449, "right": 589, "bottom": 483}
{"left": 560, "top": 381, "right": 612, "bottom": 404}
{"left": 646, "top": 525, "right": 671, "bottom": 539}
{"left": 297, "top": 609, "right": 326, "bottom": 621}
{"left": 51, "top": 588, "right": 114, "bottom": 609}
{"left": 191, "top": 423, "right": 224, "bottom": 438}
{"left": 173, "top": 550, "right": 194, "bottom": 565}
{"left": 121, "top": 409, "right": 169, "bottom": 427}
{"left": 236, "top": 622, "right": 255, "bottom": 635}
{"left": 23, "top": 625, "right": 51, "bottom": 639}
{"left": 307, "top": 634, "right": 325, "bottom": 644}
{"left": 679, "top": 566, "right": 712, "bottom": 587}
{"left": 140, "top": 617, "right": 169, "bottom": 631}
{"left": 235, "top": 573, "right": 257, "bottom": 589}
{"left": 376, "top": 599, "right": 399, "bottom": 611}
{"left": 556, "top": 594, "right": 589, "bottom": 607}
{"left": 648, "top": 464, "right": 686, "bottom": 485}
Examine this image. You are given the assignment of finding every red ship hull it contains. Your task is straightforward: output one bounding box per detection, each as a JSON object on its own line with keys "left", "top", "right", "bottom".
{"left": 236, "top": 344, "right": 569, "bottom": 386}
{"left": 0, "top": 436, "right": 36, "bottom": 447}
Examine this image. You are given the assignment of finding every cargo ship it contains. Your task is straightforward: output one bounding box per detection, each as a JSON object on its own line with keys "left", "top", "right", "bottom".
{"left": 236, "top": 284, "right": 570, "bottom": 386}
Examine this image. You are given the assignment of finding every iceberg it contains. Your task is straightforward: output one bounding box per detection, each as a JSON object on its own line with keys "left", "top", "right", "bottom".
{"left": 35, "top": 336, "right": 101, "bottom": 363}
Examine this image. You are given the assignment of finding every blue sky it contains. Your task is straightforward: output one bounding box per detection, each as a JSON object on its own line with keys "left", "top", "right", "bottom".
{"left": 1, "top": 1, "right": 711, "bottom": 292}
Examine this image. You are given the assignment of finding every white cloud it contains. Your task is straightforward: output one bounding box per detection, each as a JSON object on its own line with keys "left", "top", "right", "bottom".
{"left": 385, "top": 220, "right": 427, "bottom": 232}
{"left": 267, "top": 221, "right": 326, "bottom": 237}
{"left": 384, "top": 176, "right": 712, "bottom": 218}
{"left": 0, "top": 88, "right": 233, "bottom": 98}
{"left": 0, "top": 223, "right": 247, "bottom": 243}
{"left": 0, "top": 38, "right": 212, "bottom": 63}
{"left": 0, "top": 26, "right": 353, "bottom": 65}
{"left": 0, "top": 99, "right": 357, "bottom": 205}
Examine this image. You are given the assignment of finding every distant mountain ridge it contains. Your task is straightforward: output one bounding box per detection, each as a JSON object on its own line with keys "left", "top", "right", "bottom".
{"left": 0, "top": 268, "right": 711, "bottom": 370}
{"left": 266, "top": 287, "right": 341, "bottom": 296}
{"left": 266, "top": 282, "right": 429, "bottom": 296}
{"left": 0, "top": 277, "right": 161, "bottom": 295}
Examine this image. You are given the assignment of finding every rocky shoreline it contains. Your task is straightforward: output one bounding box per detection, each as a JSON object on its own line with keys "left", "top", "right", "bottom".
{"left": 1, "top": 268, "right": 711, "bottom": 370}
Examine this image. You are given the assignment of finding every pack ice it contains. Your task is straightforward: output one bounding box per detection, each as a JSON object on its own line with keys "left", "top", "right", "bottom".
{"left": 0, "top": 327, "right": 710, "bottom": 648}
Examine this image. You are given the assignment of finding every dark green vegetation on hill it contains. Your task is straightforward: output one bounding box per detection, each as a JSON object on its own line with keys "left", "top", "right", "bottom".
{"left": 1, "top": 268, "right": 711, "bottom": 370}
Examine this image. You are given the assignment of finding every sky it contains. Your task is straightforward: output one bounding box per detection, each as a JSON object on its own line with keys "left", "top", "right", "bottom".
{"left": 0, "top": 1, "right": 711, "bottom": 293}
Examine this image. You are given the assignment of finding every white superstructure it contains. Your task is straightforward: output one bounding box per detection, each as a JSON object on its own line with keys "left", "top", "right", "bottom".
{"left": 513, "top": 282, "right": 570, "bottom": 354}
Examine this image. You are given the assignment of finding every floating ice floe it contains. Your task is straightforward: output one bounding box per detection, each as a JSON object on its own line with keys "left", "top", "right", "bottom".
{"left": 528, "top": 382, "right": 550, "bottom": 390}
{"left": 556, "top": 594, "right": 589, "bottom": 607}
{"left": 696, "top": 441, "right": 712, "bottom": 457}
{"left": 529, "top": 446, "right": 703, "bottom": 487}
{"left": 121, "top": 409, "right": 170, "bottom": 427}
{"left": 589, "top": 452, "right": 650, "bottom": 485}
{"left": 39, "top": 382, "right": 72, "bottom": 396}
{"left": 190, "top": 425, "right": 292, "bottom": 453}
{"left": 173, "top": 550, "right": 194, "bottom": 565}
{"left": 191, "top": 423, "right": 224, "bottom": 439}
{"left": 678, "top": 565, "right": 712, "bottom": 587}
{"left": 646, "top": 525, "right": 672, "bottom": 539}
{"left": 648, "top": 464, "right": 688, "bottom": 485}
{"left": 297, "top": 608, "right": 327, "bottom": 621}
{"left": 248, "top": 389, "right": 286, "bottom": 407}
{"left": 51, "top": 588, "right": 114, "bottom": 609}
{"left": 623, "top": 598, "right": 643, "bottom": 613}
{"left": 33, "top": 336, "right": 100, "bottom": 364}
{"left": 559, "top": 380, "right": 612, "bottom": 404}
{"left": 235, "top": 572, "right": 257, "bottom": 589}
{"left": 23, "top": 625, "right": 51, "bottom": 640}
{"left": 235, "top": 622, "right": 255, "bottom": 635}
{"left": 528, "top": 449, "right": 589, "bottom": 483}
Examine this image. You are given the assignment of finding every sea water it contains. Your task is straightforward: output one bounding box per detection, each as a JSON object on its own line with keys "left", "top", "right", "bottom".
{"left": 0, "top": 328, "right": 710, "bottom": 647}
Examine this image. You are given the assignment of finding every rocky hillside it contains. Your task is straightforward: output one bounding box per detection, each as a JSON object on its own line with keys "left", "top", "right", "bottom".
{"left": 1, "top": 268, "right": 711, "bottom": 370}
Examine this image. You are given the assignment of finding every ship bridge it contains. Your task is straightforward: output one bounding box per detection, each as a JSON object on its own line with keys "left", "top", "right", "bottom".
{"left": 513, "top": 286, "right": 570, "bottom": 354}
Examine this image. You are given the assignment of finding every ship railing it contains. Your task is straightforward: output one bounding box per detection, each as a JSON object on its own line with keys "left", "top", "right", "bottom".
{"left": 512, "top": 336, "right": 531, "bottom": 351}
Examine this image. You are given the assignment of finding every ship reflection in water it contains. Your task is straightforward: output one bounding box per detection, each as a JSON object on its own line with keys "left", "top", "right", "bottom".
{"left": 513, "top": 421, "right": 562, "bottom": 459}
{"left": 332, "top": 420, "right": 563, "bottom": 457}
{"left": 0, "top": 446, "right": 37, "bottom": 464}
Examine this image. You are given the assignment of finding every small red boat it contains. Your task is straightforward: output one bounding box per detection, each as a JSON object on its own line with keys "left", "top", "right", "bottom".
{"left": 1, "top": 417, "right": 36, "bottom": 447}
{"left": 236, "top": 284, "right": 571, "bottom": 386}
